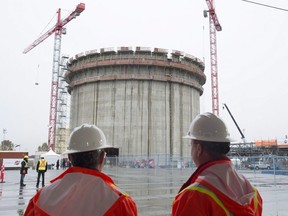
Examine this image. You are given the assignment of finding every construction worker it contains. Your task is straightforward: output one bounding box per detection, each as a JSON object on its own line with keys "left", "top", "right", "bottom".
{"left": 20, "top": 155, "right": 29, "bottom": 187}
{"left": 24, "top": 124, "right": 138, "bottom": 216}
{"left": 172, "top": 112, "right": 263, "bottom": 216}
{"left": 36, "top": 155, "right": 47, "bottom": 188}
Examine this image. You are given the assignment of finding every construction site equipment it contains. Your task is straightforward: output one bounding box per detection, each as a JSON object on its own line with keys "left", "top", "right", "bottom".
{"left": 222, "top": 103, "right": 246, "bottom": 142}
{"left": 204, "top": 0, "right": 222, "bottom": 116}
{"left": 23, "top": 3, "right": 85, "bottom": 151}
{"left": 56, "top": 55, "right": 70, "bottom": 153}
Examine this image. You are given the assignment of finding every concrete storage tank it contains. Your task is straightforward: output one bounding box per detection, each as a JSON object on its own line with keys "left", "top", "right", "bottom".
{"left": 65, "top": 46, "right": 206, "bottom": 160}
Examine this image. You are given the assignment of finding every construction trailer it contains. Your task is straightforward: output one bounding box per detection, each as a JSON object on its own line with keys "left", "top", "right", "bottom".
{"left": 0, "top": 151, "right": 30, "bottom": 170}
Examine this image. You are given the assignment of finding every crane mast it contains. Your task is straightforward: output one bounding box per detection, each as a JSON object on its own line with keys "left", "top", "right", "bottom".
{"left": 23, "top": 3, "right": 85, "bottom": 151}
{"left": 204, "top": 0, "right": 222, "bottom": 116}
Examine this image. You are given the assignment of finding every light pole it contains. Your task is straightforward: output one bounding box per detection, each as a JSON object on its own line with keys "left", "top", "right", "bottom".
{"left": 2, "top": 129, "right": 7, "bottom": 141}
{"left": 15, "top": 144, "right": 21, "bottom": 151}
{"left": 1, "top": 129, "right": 7, "bottom": 150}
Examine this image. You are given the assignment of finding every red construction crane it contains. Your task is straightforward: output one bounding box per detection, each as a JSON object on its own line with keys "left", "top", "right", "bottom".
{"left": 23, "top": 3, "right": 85, "bottom": 151}
{"left": 204, "top": 0, "right": 222, "bottom": 116}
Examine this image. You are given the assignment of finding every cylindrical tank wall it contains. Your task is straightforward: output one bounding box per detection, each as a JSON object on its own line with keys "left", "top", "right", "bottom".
{"left": 66, "top": 47, "right": 206, "bottom": 158}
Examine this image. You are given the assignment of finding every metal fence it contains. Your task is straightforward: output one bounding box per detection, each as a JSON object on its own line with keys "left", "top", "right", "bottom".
{"left": 104, "top": 154, "right": 288, "bottom": 171}
{"left": 101, "top": 154, "right": 288, "bottom": 216}
{"left": 104, "top": 154, "right": 195, "bottom": 169}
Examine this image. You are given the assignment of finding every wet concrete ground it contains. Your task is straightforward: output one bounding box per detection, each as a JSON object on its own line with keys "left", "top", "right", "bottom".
{"left": 0, "top": 167, "right": 287, "bottom": 216}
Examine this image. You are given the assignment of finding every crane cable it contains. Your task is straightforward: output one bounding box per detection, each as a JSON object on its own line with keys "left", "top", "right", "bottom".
{"left": 242, "top": 0, "right": 288, "bottom": 12}
{"left": 38, "top": 12, "right": 57, "bottom": 36}
{"left": 34, "top": 12, "right": 58, "bottom": 86}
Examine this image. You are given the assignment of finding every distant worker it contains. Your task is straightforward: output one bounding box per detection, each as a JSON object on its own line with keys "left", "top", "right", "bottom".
{"left": 20, "top": 155, "right": 29, "bottom": 187}
{"left": 56, "top": 159, "right": 59, "bottom": 170}
{"left": 172, "top": 112, "right": 263, "bottom": 216}
{"left": 25, "top": 124, "right": 138, "bottom": 216}
{"left": 36, "top": 156, "right": 48, "bottom": 188}
{"left": 62, "top": 159, "right": 66, "bottom": 169}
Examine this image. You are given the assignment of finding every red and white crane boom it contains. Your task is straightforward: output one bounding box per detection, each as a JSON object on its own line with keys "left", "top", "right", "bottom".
{"left": 204, "top": 0, "right": 222, "bottom": 116}
{"left": 23, "top": 3, "right": 85, "bottom": 54}
{"left": 23, "top": 3, "right": 85, "bottom": 151}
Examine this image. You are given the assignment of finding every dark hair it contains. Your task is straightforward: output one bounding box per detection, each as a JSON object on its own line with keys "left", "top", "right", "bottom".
{"left": 69, "top": 150, "right": 100, "bottom": 169}
{"left": 198, "top": 140, "right": 230, "bottom": 157}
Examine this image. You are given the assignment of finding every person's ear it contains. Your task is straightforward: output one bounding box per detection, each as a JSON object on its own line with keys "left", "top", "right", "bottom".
{"left": 97, "top": 150, "right": 106, "bottom": 171}
{"left": 68, "top": 154, "right": 72, "bottom": 164}
{"left": 98, "top": 151, "right": 105, "bottom": 163}
{"left": 195, "top": 143, "right": 203, "bottom": 157}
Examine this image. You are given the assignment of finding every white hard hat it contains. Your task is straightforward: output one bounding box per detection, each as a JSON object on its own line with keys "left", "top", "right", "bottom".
{"left": 183, "top": 112, "right": 232, "bottom": 142}
{"left": 65, "top": 124, "right": 111, "bottom": 154}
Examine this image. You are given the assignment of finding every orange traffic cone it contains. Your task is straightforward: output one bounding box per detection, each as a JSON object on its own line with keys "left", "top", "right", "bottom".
{"left": 0, "top": 165, "right": 5, "bottom": 183}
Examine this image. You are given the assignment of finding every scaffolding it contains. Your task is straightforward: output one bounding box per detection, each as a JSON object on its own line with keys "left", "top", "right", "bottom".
{"left": 55, "top": 55, "right": 70, "bottom": 153}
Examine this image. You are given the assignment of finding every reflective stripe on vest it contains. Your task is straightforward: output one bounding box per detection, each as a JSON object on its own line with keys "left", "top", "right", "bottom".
{"left": 38, "top": 160, "right": 47, "bottom": 171}
{"left": 185, "top": 184, "right": 234, "bottom": 216}
{"left": 110, "top": 182, "right": 130, "bottom": 197}
{"left": 24, "top": 160, "right": 29, "bottom": 168}
{"left": 253, "top": 187, "right": 259, "bottom": 212}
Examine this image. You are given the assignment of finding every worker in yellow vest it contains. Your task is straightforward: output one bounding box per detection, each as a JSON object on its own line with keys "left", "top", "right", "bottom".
{"left": 36, "top": 156, "right": 47, "bottom": 188}
{"left": 20, "top": 155, "right": 29, "bottom": 187}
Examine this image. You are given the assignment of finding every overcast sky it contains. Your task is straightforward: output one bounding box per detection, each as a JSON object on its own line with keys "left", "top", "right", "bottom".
{"left": 1, "top": 0, "right": 288, "bottom": 154}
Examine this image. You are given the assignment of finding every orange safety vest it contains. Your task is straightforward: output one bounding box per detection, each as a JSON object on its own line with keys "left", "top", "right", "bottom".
{"left": 172, "top": 158, "right": 262, "bottom": 216}
{"left": 38, "top": 159, "right": 47, "bottom": 171}
{"left": 24, "top": 167, "right": 137, "bottom": 216}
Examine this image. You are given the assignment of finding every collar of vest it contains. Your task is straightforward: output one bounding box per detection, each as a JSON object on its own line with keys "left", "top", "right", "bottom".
{"left": 179, "top": 156, "right": 230, "bottom": 192}
{"left": 50, "top": 166, "right": 115, "bottom": 186}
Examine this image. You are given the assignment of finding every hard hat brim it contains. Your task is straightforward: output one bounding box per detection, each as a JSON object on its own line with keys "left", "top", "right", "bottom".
{"left": 182, "top": 135, "right": 233, "bottom": 142}
{"left": 62, "top": 144, "right": 113, "bottom": 155}
{"left": 183, "top": 112, "right": 235, "bottom": 143}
